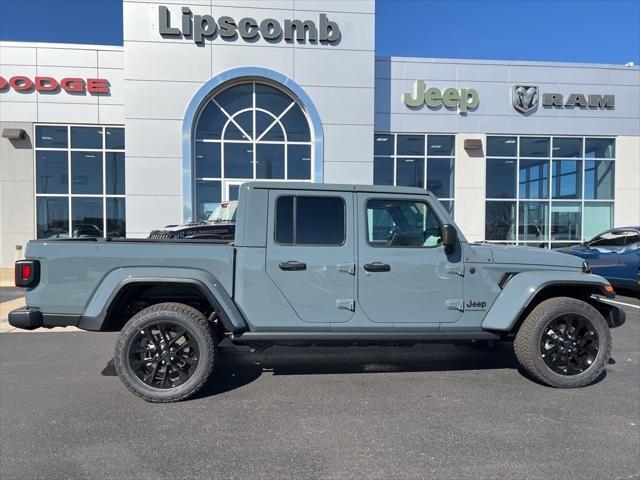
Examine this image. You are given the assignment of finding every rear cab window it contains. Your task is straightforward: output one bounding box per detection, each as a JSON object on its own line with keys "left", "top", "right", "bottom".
{"left": 276, "top": 195, "right": 345, "bottom": 246}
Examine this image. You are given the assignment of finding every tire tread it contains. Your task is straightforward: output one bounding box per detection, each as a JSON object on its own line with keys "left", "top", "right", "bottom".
{"left": 514, "top": 296, "right": 611, "bottom": 388}
{"left": 114, "top": 302, "right": 216, "bottom": 403}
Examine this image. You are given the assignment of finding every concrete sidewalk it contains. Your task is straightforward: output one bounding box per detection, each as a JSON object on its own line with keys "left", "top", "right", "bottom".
{"left": 1, "top": 267, "right": 13, "bottom": 287}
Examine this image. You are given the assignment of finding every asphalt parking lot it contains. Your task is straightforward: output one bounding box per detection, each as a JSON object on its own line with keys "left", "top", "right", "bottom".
{"left": 1, "top": 296, "right": 638, "bottom": 480}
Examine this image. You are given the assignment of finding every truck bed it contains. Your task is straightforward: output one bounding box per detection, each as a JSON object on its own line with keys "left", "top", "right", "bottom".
{"left": 24, "top": 238, "right": 235, "bottom": 315}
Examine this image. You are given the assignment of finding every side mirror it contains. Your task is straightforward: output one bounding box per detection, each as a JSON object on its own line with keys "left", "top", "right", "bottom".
{"left": 442, "top": 224, "right": 458, "bottom": 253}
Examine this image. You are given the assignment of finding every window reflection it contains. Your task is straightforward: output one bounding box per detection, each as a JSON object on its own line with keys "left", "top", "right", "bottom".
{"left": 485, "top": 201, "right": 516, "bottom": 241}
{"left": 486, "top": 136, "right": 614, "bottom": 248}
{"left": 193, "top": 82, "right": 314, "bottom": 220}
{"left": 35, "top": 125, "right": 125, "bottom": 239}
{"left": 373, "top": 134, "right": 456, "bottom": 210}
{"left": 519, "top": 159, "right": 549, "bottom": 199}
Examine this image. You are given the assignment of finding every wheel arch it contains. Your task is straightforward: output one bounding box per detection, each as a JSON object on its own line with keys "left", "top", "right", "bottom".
{"left": 78, "top": 267, "right": 248, "bottom": 334}
{"left": 481, "top": 271, "right": 614, "bottom": 334}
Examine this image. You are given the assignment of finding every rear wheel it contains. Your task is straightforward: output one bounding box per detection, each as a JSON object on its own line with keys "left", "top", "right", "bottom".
{"left": 114, "top": 302, "right": 216, "bottom": 402}
{"left": 514, "top": 297, "right": 611, "bottom": 388}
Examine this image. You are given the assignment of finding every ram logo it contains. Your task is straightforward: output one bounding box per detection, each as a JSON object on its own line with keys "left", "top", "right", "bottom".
{"left": 512, "top": 85, "right": 539, "bottom": 113}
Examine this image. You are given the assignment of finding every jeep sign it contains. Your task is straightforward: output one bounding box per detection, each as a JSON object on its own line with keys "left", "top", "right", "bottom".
{"left": 159, "top": 6, "right": 341, "bottom": 44}
{"left": 403, "top": 80, "right": 479, "bottom": 113}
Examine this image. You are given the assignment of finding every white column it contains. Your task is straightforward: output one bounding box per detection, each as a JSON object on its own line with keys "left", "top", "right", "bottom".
{"left": 614, "top": 136, "right": 640, "bottom": 226}
{"left": 454, "top": 133, "right": 486, "bottom": 242}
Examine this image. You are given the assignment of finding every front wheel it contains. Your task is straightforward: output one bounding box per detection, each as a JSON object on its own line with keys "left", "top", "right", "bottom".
{"left": 514, "top": 297, "right": 612, "bottom": 388}
{"left": 114, "top": 302, "right": 217, "bottom": 402}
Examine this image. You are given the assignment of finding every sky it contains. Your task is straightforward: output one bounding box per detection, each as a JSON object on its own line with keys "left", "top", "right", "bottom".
{"left": 0, "top": 0, "right": 638, "bottom": 65}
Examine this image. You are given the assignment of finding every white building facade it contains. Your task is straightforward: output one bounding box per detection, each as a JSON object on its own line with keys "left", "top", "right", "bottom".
{"left": 1, "top": 0, "right": 639, "bottom": 267}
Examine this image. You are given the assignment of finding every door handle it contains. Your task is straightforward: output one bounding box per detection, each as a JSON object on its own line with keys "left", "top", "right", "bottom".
{"left": 279, "top": 261, "right": 307, "bottom": 271}
{"left": 363, "top": 262, "right": 391, "bottom": 272}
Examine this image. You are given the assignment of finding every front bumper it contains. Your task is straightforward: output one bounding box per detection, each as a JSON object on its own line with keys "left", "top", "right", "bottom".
{"left": 590, "top": 295, "right": 627, "bottom": 328}
{"left": 607, "top": 306, "right": 626, "bottom": 328}
{"left": 8, "top": 308, "right": 43, "bottom": 330}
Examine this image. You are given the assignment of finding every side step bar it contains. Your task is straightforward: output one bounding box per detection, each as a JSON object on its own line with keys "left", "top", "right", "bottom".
{"left": 230, "top": 330, "right": 502, "bottom": 345}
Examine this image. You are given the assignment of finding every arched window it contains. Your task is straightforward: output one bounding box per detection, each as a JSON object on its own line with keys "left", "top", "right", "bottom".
{"left": 193, "top": 81, "right": 313, "bottom": 220}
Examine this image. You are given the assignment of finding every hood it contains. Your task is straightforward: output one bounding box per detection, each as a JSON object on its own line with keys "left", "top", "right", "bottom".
{"left": 153, "top": 221, "right": 235, "bottom": 233}
{"left": 470, "top": 243, "right": 584, "bottom": 269}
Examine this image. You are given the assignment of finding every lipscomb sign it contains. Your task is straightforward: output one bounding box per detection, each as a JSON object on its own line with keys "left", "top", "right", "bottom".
{"left": 158, "top": 5, "right": 341, "bottom": 45}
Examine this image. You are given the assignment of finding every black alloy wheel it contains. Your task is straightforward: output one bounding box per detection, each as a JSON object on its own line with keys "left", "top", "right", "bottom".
{"left": 129, "top": 322, "right": 200, "bottom": 389}
{"left": 540, "top": 314, "right": 599, "bottom": 375}
{"left": 115, "top": 302, "right": 217, "bottom": 402}
{"left": 514, "top": 296, "right": 611, "bottom": 388}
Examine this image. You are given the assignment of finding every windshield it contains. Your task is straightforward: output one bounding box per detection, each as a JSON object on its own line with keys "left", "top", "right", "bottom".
{"left": 588, "top": 231, "right": 627, "bottom": 248}
{"left": 207, "top": 202, "right": 237, "bottom": 223}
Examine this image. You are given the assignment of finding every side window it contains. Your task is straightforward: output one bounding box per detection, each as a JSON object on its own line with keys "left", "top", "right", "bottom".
{"left": 366, "top": 199, "right": 442, "bottom": 248}
{"left": 275, "top": 195, "right": 345, "bottom": 246}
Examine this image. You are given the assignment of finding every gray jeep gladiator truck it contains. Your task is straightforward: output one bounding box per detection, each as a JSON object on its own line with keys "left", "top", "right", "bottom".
{"left": 10, "top": 182, "right": 625, "bottom": 402}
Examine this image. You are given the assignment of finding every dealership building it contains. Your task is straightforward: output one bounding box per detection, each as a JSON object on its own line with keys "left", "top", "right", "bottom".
{"left": 1, "top": 0, "right": 639, "bottom": 267}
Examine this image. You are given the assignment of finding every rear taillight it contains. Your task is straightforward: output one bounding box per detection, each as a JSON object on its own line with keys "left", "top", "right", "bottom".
{"left": 15, "top": 260, "right": 39, "bottom": 288}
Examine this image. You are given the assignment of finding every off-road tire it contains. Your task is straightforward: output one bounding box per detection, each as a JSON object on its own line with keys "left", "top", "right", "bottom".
{"left": 514, "top": 297, "right": 611, "bottom": 388}
{"left": 114, "top": 302, "right": 217, "bottom": 402}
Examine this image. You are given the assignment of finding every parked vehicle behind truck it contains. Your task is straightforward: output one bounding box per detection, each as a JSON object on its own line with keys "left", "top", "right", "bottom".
{"left": 556, "top": 227, "right": 640, "bottom": 292}
{"left": 10, "top": 182, "right": 625, "bottom": 402}
{"left": 148, "top": 201, "right": 237, "bottom": 240}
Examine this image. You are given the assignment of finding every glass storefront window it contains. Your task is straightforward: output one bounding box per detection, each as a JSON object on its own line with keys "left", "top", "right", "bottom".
{"left": 486, "top": 136, "right": 615, "bottom": 248}
{"left": 256, "top": 144, "right": 285, "bottom": 179}
{"left": 34, "top": 125, "right": 126, "bottom": 239}
{"left": 71, "top": 127, "right": 103, "bottom": 149}
{"left": 287, "top": 145, "right": 312, "bottom": 180}
{"left": 106, "top": 198, "right": 126, "bottom": 238}
{"left": 583, "top": 202, "right": 614, "bottom": 239}
{"left": 520, "top": 137, "right": 549, "bottom": 157}
{"left": 106, "top": 127, "right": 125, "bottom": 150}
{"left": 519, "top": 159, "right": 549, "bottom": 199}
{"left": 584, "top": 160, "right": 614, "bottom": 199}
{"left": 485, "top": 201, "right": 516, "bottom": 241}
{"left": 224, "top": 143, "right": 253, "bottom": 178}
{"left": 427, "top": 158, "right": 454, "bottom": 198}
{"left": 519, "top": 202, "right": 549, "bottom": 241}
{"left": 374, "top": 134, "right": 394, "bottom": 156}
{"left": 106, "top": 152, "right": 125, "bottom": 195}
{"left": 36, "top": 151, "right": 68, "bottom": 194}
{"left": 552, "top": 137, "right": 582, "bottom": 158}
{"left": 195, "top": 180, "right": 221, "bottom": 221}
{"left": 552, "top": 160, "right": 582, "bottom": 199}
{"left": 551, "top": 202, "right": 581, "bottom": 241}
{"left": 195, "top": 142, "right": 221, "bottom": 179}
{"left": 35, "top": 125, "right": 67, "bottom": 148}
{"left": 585, "top": 138, "right": 615, "bottom": 158}
{"left": 373, "top": 133, "right": 456, "bottom": 216}
{"left": 486, "top": 136, "right": 516, "bottom": 157}
{"left": 397, "top": 135, "right": 424, "bottom": 156}
{"left": 71, "top": 152, "right": 103, "bottom": 194}
{"left": 486, "top": 159, "right": 516, "bottom": 198}
{"left": 193, "top": 82, "right": 314, "bottom": 220}
{"left": 72, "top": 198, "right": 104, "bottom": 237}
{"left": 396, "top": 158, "right": 424, "bottom": 188}
{"left": 36, "top": 197, "right": 69, "bottom": 238}
{"left": 427, "top": 135, "right": 455, "bottom": 156}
